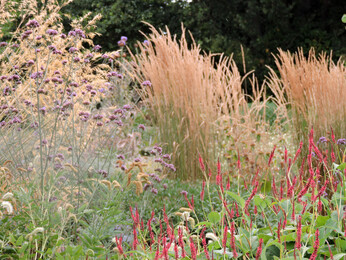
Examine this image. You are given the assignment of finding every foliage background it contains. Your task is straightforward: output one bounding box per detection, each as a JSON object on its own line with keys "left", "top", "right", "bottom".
{"left": 59, "top": 0, "right": 346, "bottom": 93}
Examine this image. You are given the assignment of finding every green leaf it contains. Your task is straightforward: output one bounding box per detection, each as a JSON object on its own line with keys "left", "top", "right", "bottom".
{"left": 334, "top": 253, "right": 346, "bottom": 260}
{"left": 342, "top": 14, "right": 346, "bottom": 23}
{"left": 226, "top": 191, "right": 245, "bottom": 208}
{"left": 208, "top": 211, "right": 221, "bottom": 224}
{"left": 335, "top": 238, "right": 346, "bottom": 252}
{"left": 265, "top": 245, "right": 280, "bottom": 260}
{"left": 195, "top": 221, "right": 213, "bottom": 228}
{"left": 254, "top": 194, "right": 267, "bottom": 209}
{"left": 315, "top": 215, "right": 330, "bottom": 227}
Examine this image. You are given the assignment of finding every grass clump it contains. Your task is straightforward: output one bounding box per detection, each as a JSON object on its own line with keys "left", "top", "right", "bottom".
{"left": 267, "top": 48, "right": 346, "bottom": 163}
{"left": 128, "top": 23, "right": 277, "bottom": 180}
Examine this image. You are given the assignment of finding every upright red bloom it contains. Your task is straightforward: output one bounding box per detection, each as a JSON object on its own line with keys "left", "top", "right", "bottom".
{"left": 200, "top": 227, "right": 210, "bottom": 260}
{"left": 200, "top": 180, "right": 206, "bottom": 201}
{"left": 293, "top": 141, "right": 303, "bottom": 164}
{"left": 115, "top": 237, "right": 124, "bottom": 255}
{"left": 230, "top": 222, "right": 238, "bottom": 258}
{"left": 268, "top": 145, "right": 276, "bottom": 166}
{"left": 256, "top": 238, "right": 263, "bottom": 260}
{"left": 295, "top": 215, "right": 302, "bottom": 250}
{"left": 310, "top": 229, "right": 320, "bottom": 260}
{"left": 199, "top": 153, "right": 205, "bottom": 171}
{"left": 222, "top": 225, "right": 228, "bottom": 254}
{"left": 190, "top": 237, "right": 197, "bottom": 260}
{"left": 244, "top": 181, "right": 259, "bottom": 214}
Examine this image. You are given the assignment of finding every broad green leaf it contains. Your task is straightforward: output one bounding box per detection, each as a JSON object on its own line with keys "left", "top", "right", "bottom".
{"left": 226, "top": 191, "right": 245, "bottom": 208}
{"left": 208, "top": 211, "right": 221, "bottom": 224}
{"left": 265, "top": 245, "right": 280, "bottom": 260}
{"left": 315, "top": 215, "right": 330, "bottom": 227}
{"left": 335, "top": 238, "right": 346, "bottom": 252}
{"left": 334, "top": 253, "right": 346, "bottom": 260}
{"left": 254, "top": 194, "right": 267, "bottom": 209}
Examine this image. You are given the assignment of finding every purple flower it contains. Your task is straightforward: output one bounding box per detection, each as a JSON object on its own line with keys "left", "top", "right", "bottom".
{"left": 143, "top": 40, "right": 150, "bottom": 47}
{"left": 138, "top": 124, "right": 145, "bottom": 130}
{"left": 134, "top": 157, "right": 141, "bottom": 162}
{"left": 69, "top": 47, "right": 78, "bottom": 53}
{"left": 73, "top": 57, "right": 80, "bottom": 62}
{"left": 75, "top": 29, "right": 85, "bottom": 38}
{"left": 93, "top": 45, "right": 101, "bottom": 51}
{"left": 11, "top": 43, "right": 19, "bottom": 48}
{"left": 30, "top": 71, "right": 43, "bottom": 79}
{"left": 142, "top": 80, "right": 152, "bottom": 87}
{"left": 60, "top": 33, "right": 67, "bottom": 39}
{"left": 0, "top": 42, "right": 7, "bottom": 47}
{"left": 39, "top": 106, "right": 47, "bottom": 115}
{"left": 117, "top": 40, "right": 126, "bottom": 47}
{"left": 318, "top": 136, "right": 328, "bottom": 144}
{"left": 121, "top": 36, "right": 128, "bottom": 42}
{"left": 337, "top": 139, "right": 346, "bottom": 145}
{"left": 26, "top": 19, "right": 40, "bottom": 28}
{"left": 46, "top": 29, "right": 58, "bottom": 36}
{"left": 62, "top": 60, "right": 68, "bottom": 65}
{"left": 69, "top": 82, "right": 79, "bottom": 88}
{"left": 180, "top": 190, "right": 188, "bottom": 196}
{"left": 163, "top": 184, "right": 168, "bottom": 189}
{"left": 117, "top": 154, "right": 125, "bottom": 160}
{"left": 48, "top": 45, "right": 56, "bottom": 51}
{"left": 27, "top": 60, "right": 35, "bottom": 66}
{"left": 151, "top": 188, "right": 158, "bottom": 195}
{"left": 122, "top": 104, "right": 131, "bottom": 110}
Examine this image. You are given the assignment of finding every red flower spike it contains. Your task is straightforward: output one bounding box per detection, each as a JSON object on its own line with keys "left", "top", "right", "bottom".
{"left": 284, "top": 147, "right": 288, "bottom": 164}
{"left": 268, "top": 145, "right": 276, "bottom": 166}
{"left": 318, "top": 198, "right": 323, "bottom": 213}
{"left": 208, "top": 168, "right": 212, "bottom": 178}
{"left": 244, "top": 181, "right": 259, "bottom": 214}
{"left": 331, "top": 127, "right": 336, "bottom": 144}
{"left": 331, "top": 150, "right": 336, "bottom": 162}
{"left": 199, "top": 153, "right": 205, "bottom": 171}
{"left": 190, "top": 237, "right": 197, "bottom": 260}
{"left": 200, "top": 180, "right": 206, "bottom": 201}
{"left": 234, "top": 202, "right": 240, "bottom": 217}
{"left": 223, "top": 225, "right": 228, "bottom": 254}
{"left": 227, "top": 176, "right": 231, "bottom": 190}
{"left": 115, "top": 237, "right": 124, "bottom": 255}
{"left": 217, "top": 158, "right": 221, "bottom": 175}
{"left": 132, "top": 226, "right": 138, "bottom": 250}
{"left": 230, "top": 222, "right": 238, "bottom": 258}
{"left": 310, "top": 229, "right": 320, "bottom": 260}
{"left": 256, "top": 238, "right": 263, "bottom": 260}
{"left": 293, "top": 141, "right": 303, "bottom": 164}
{"left": 178, "top": 228, "right": 186, "bottom": 258}
{"left": 296, "top": 215, "right": 302, "bottom": 250}
{"left": 174, "top": 238, "right": 179, "bottom": 259}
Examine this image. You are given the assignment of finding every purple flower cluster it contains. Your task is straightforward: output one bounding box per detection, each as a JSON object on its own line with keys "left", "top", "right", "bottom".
{"left": 68, "top": 29, "right": 85, "bottom": 38}
{"left": 26, "top": 19, "right": 40, "bottom": 28}
{"left": 118, "top": 36, "right": 128, "bottom": 47}
{"left": 46, "top": 29, "right": 58, "bottom": 36}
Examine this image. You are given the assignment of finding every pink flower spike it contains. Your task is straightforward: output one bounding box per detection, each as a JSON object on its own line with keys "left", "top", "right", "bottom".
{"left": 268, "top": 145, "right": 276, "bottom": 166}
{"left": 199, "top": 153, "right": 205, "bottom": 171}
{"left": 256, "top": 238, "right": 263, "bottom": 260}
